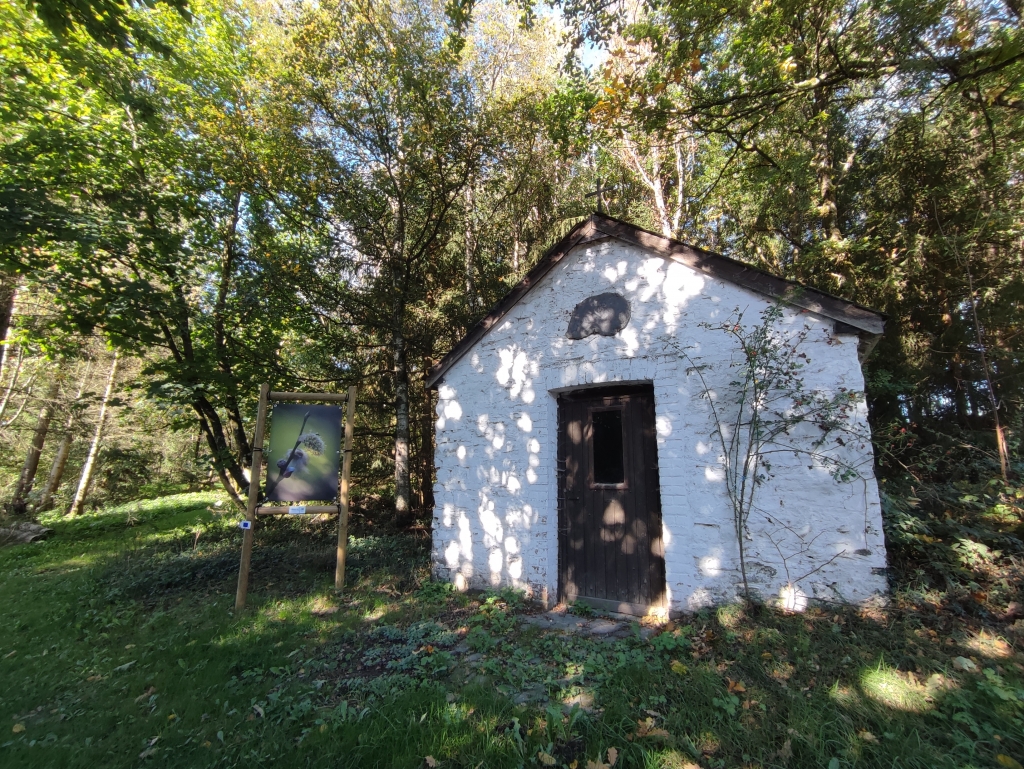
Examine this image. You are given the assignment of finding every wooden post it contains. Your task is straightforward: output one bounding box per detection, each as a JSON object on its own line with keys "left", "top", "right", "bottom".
{"left": 335, "top": 386, "right": 357, "bottom": 592}
{"left": 235, "top": 383, "right": 270, "bottom": 612}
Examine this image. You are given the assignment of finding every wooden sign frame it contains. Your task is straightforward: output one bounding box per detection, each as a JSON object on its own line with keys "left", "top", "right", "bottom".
{"left": 234, "top": 385, "right": 357, "bottom": 611}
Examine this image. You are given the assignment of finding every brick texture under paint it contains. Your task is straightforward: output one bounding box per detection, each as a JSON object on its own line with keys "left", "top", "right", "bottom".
{"left": 431, "top": 239, "right": 888, "bottom": 611}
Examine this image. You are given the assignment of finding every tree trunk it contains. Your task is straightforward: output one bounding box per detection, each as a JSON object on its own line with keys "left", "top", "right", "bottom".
{"left": 39, "top": 361, "right": 92, "bottom": 511}
{"left": 68, "top": 353, "right": 119, "bottom": 516}
{"left": 393, "top": 317, "right": 411, "bottom": 521}
{"left": 0, "top": 277, "right": 18, "bottom": 375}
{"left": 39, "top": 431, "right": 73, "bottom": 511}
{"left": 812, "top": 89, "right": 843, "bottom": 244}
{"left": 193, "top": 401, "right": 246, "bottom": 508}
{"left": 212, "top": 191, "right": 251, "bottom": 467}
{"left": 420, "top": 380, "right": 434, "bottom": 512}
{"left": 12, "top": 377, "right": 61, "bottom": 514}
{"left": 464, "top": 184, "right": 476, "bottom": 304}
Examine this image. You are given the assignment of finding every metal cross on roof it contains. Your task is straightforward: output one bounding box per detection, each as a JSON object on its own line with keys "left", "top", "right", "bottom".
{"left": 585, "top": 177, "right": 617, "bottom": 215}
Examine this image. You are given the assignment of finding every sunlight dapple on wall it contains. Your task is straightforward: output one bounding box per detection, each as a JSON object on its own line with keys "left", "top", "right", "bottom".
{"left": 427, "top": 215, "right": 888, "bottom": 614}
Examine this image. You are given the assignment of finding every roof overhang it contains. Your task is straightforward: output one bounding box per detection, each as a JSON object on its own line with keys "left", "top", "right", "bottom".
{"left": 427, "top": 214, "right": 886, "bottom": 389}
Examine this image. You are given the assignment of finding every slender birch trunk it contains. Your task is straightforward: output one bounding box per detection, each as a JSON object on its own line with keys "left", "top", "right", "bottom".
{"left": 40, "top": 432, "right": 73, "bottom": 512}
{"left": 0, "top": 278, "right": 18, "bottom": 374}
{"left": 68, "top": 353, "right": 119, "bottom": 516}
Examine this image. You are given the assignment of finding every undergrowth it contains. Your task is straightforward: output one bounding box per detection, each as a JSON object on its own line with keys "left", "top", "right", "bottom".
{"left": 0, "top": 491, "right": 1022, "bottom": 768}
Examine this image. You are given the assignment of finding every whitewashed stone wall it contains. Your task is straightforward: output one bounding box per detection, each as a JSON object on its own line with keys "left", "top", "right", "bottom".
{"left": 432, "top": 238, "right": 887, "bottom": 612}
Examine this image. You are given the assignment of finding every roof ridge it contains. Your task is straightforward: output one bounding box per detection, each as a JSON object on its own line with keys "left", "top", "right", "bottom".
{"left": 426, "top": 214, "right": 884, "bottom": 389}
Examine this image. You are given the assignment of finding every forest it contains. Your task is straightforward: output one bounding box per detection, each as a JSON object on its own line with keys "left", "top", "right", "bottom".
{"left": 1, "top": 0, "right": 1020, "bottom": 522}
{"left": 1, "top": 0, "right": 1023, "bottom": 767}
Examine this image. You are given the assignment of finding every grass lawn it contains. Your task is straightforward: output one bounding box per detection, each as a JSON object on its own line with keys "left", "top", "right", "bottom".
{"left": 1, "top": 493, "right": 1022, "bottom": 768}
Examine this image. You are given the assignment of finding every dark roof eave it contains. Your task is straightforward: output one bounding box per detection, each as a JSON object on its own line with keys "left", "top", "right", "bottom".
{"left": 427, "top": 214, "right": 886, "bottom": 389}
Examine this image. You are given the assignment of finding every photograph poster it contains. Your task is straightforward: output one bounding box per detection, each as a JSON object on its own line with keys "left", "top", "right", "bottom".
{"left": 265, "top": 404, "right": 341, "bottom": 503}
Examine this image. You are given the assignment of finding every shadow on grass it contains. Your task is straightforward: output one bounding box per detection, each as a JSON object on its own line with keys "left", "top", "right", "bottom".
{"left": 1, "top": 494, "right": 1022, "bottom": 769}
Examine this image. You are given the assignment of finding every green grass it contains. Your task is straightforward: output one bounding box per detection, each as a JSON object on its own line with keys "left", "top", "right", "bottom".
{"left": 1, "top": 494, "right": 1022, "bottom": 768}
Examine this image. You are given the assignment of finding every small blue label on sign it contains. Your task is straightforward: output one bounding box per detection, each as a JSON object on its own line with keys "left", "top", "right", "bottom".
{"left": 239, "top": 520, "right": 252, "bottom": 530}
{"left": 288, "top": 505, "right": 307, "bottom": 516}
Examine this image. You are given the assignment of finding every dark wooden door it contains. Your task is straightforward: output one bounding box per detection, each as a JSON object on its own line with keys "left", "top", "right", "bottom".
{"left": 557, "top": 384, "right": 666, "bottom": 614}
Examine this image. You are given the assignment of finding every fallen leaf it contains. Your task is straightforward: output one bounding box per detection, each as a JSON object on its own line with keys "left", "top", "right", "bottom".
{"left": 644, "top": 710, "right": 662, "bottom": 718}
{"left": 585, "top": 761, "right": 606, "bottom": 769}
{"left": 12, "top": 723, "right": 25, "bottom": 734}
{"left": 670, "top": 659, "right": 688, "bottom": 675}
{"left": 253, "top": 704, "right": 264, "bottom": 718}
{"left": 953, "top": 657, "right": 978, "bottom": 673}
{"left": 425, "top": 756, "right": 438, "bottom": 768}
{"left": 857, "top": 730, "right": 877, "bottom": 743}
{"left": 139, "top": 737, "right": 159, "bottom": 759}
{"left": 607, "top": 746, "right": 618, "bottom": 766}
{"left": 997, "top": 756, "right": 1024, "bottom": 769}
{"left": 113, "top": 660, "right": 136, "bottom": 673}
{"left": 726, "top": 677, "right": 746, "bottom": 693}
{"left": 537, "top": 751, "right": 557, "bottom": 766}
{"left": 777, "top": 738, "right": 793, "bottom": 761}
{"left": 635, "top": 720, "right": 671, "bottom": 740}
{"left": 134, "top": 686, "right": 156, "bottom": 703}
{"left": 167, "top": 713, "right": 176, "bottom": 721}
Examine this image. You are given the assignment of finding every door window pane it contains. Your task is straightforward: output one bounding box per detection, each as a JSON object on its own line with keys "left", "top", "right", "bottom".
{"left": 592, "top": 409, "right": 624, "bottom": 484}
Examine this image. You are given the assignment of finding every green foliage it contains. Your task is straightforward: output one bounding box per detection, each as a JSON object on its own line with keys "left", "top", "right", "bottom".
{"left": 567, "top": 600, "right": 595, "bottom": 617}
{"left": 649, "top": 626, "right": 691, "bottom": 654}
{"left": 415, "top": 580, "right": 456, "bottom": 603}
{"left": 553, "top": 0, "right": 1024, "bottom": 483}
{"left": 26, "top": 0, "right": 190, "bottom": 52}
{"left": 882, "top": 476, "right": 1024, "bottom": 606}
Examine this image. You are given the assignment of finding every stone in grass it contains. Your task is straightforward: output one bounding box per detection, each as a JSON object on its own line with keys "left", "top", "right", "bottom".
{"left": 586, "top": 619, "right": 621, "bottom": 636}
{"left": 513, "top": 687, "right": 548, "bottom": 706}
{"left": 561, "top": 691, "right": 595, "bottom": 712}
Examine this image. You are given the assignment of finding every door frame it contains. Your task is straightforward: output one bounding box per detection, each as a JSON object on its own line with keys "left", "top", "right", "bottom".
{"left": 556, "top": 382, "right": 667, "bottom": 616}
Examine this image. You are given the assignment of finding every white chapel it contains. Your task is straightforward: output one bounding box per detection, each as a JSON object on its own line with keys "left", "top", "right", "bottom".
{"left": 427, "top": 214, "right": 888, "bottom": 614}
